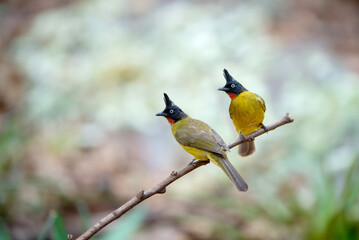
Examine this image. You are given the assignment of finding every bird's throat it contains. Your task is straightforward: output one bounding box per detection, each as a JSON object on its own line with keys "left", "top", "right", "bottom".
{"left": 166, "top": 118, "right": 175, "bottom": 125}
{"left": 228, "top": 93, "right": 237, "bottom": 99}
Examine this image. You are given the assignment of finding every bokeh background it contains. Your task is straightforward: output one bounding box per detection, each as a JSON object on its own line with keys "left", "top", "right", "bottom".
{"left": 1, "top": 0, "right": 359, "bottom": 239}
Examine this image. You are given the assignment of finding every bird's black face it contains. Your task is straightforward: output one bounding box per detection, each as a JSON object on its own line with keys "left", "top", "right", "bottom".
{"left": 156, "top": 93, "right": 188, "bottom": 124}
{"left": 219, "top": 81, "right": 242, "bottom": 95}
{"left": 218, "top": 69, "right": 247, "bottom": 99}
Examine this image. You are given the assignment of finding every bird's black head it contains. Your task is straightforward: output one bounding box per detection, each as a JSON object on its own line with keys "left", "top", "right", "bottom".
{"left": 156, "top": 93, "right": 188, "bottom": 124}
{"left": 218, "top": 69, "right": 247, "bottom": 99}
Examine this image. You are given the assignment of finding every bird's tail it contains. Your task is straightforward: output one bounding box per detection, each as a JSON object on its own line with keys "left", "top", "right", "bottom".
{"left": 208, "top": 153, "right": 248, "bottom": 192}
{"left": 239, "top": 140, "right": 255, "bottom": 157}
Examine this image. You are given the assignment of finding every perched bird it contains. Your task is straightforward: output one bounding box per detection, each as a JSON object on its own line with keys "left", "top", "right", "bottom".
{"left": 156, "top": 93, "right": 248, "bottom": 192}
{"left": 218, "top": 69, "right": 267, "bottom": 157}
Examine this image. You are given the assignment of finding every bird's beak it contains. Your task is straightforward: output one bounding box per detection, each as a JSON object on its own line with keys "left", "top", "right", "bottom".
{"left": 218, "top": 87, "right": 229, "bottom": 92}
{"left": 156, "top": 111, "right": 166, "bottom": 117}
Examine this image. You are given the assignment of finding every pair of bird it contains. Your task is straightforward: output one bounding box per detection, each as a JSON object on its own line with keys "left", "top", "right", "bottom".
{"left": 156, "top": 69, "right": 266, "bottom": 192}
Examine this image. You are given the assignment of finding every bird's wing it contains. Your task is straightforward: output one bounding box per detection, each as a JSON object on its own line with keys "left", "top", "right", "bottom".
{"left": 210, "top": 128, "right": 230, "bottom": 152}
{"left": 174, "top": 120, "right": 227, "bottom": 155}
{"left": 229, "top": 110, "right": 233, "bottom": 120}
{"left": 255, "top": 94, "right": 266, "bottom": 112}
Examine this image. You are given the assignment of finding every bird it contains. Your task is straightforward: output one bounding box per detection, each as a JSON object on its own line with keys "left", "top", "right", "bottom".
{"left": 156, "top": 93, "right": 248, "bottom": 192}
{"left": 218, "top": 69, "right": 267, "bottom": 157}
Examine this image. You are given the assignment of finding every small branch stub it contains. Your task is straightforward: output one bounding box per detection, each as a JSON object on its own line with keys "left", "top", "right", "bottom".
{"left": 136, "top": 189, "right": 145, "bottom": 200}
{"left": 158, "top": 188, "right": 166, "bottom": 194}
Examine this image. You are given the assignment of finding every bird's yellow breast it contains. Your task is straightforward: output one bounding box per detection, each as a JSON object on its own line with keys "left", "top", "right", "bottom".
{"left": 180, "top": 146, "right": 209, "bottom": 160}
{"left": 229, "top": 91, "right": 265, "bottom": 136}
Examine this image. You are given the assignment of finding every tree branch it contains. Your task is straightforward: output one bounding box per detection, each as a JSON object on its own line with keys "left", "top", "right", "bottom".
{"left": 75, "top": 113, "right": 294, "bottom": 240}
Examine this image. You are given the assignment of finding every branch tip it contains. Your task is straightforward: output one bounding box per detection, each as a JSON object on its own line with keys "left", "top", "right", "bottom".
{"left": 284, "top": 113, "right": 294, "bottom": 122}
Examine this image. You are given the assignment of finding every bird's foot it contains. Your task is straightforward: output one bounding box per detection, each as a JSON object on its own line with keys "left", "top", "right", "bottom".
{"left": 240, "top": 133, "right": 254, "bottom": 142}
{"left": 261, "top": 123, "right": 269, "bottom": 132}
{"left": 188, "top": 158, "right": 197, "bottom": 167}
{"left": 240, "top": 133, "right": 246, "bottom": 142}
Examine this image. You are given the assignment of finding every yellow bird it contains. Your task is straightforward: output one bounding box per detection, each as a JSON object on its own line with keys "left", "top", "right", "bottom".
{"left": 156, "top": 93, "right": 248, "bottom": 192}
{"left": 218, "top": 69, "right": 267, "bottom": 157}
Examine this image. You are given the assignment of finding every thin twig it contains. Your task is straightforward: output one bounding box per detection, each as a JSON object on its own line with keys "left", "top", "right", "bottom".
{"left": 75, "top": 113, "right": 294, "bottom": 240}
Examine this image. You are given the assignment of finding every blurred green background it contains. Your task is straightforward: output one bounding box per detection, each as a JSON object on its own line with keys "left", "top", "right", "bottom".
{"left": 1, "top": 0, "right": 359, "bottom": 239}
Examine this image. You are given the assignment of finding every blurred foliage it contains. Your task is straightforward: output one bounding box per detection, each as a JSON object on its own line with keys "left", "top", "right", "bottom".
{"left": 37, "top": 210, "right": 68, "bottom": 240}
{"left": 0, "top": 218, "right": 12, "bottom": 240}
{"left": 102, "top": 207, "right": 147, "bottom": 240}
{"left": 0, "top": 114, "right": 27, "bottom": 218}
{"left": 0, "top": 0, "right": 359, "bottom": 239}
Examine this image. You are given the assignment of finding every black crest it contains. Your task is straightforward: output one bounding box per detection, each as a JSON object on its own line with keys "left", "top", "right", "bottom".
{"left": 223, "top": 69, "right": 234, "bottom": 83}
{"left": 164, "top": 93, "right": 174, "bottom": 107}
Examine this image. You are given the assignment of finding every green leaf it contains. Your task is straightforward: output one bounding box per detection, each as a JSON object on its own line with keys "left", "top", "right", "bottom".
{"left": 101, "top": 207, "right": 147, "bottom": 240}
{"left": 76, "top": 201, "right": 98, "bottom": 240}
{"left": 51, "top": 211, "right": 67, "bottom": 240}
{"left": 38, "top": 211, "right": 56, "bottom": 240}
{"left": 0, "top": 219, "right": 12, "bottom": 240}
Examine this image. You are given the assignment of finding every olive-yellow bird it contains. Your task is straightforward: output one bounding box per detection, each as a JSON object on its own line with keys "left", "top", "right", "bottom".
{"left": 156, "top": 93, "right": 248, "bottom": 192}
{"left": 218, "top": 69, "right": 267, "bottom": 157}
